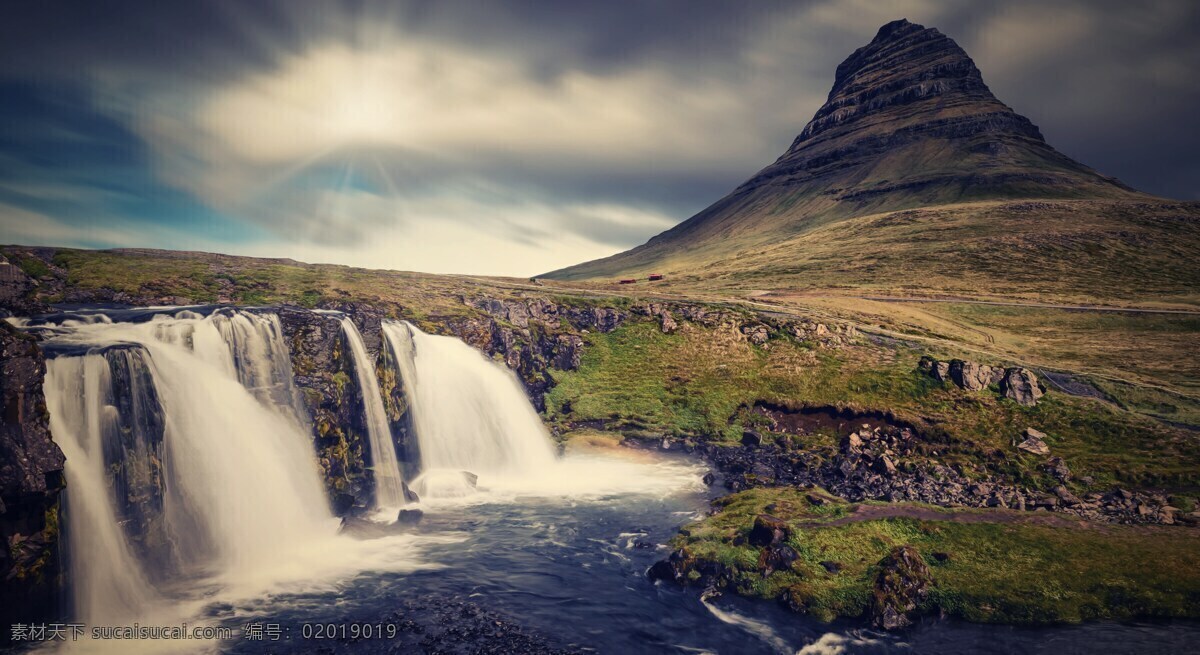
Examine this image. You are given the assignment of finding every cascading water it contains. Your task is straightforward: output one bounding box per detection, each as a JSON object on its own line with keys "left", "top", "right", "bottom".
{"left": 382, "top": 321, "right": 556, "bottom": 498}
{"left": 41, "top": 309, "right": 339, "bottom": 626}
{"left": 339, "top": 318, "right": 406, "bottom": 508}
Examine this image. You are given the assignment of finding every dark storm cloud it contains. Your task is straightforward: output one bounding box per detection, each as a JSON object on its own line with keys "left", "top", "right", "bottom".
{"left": 0, "top": 0, "right": 1197, "bottom": 275}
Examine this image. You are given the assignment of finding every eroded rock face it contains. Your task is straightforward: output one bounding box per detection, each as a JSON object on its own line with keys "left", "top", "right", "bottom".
{"left": 276, "top": 307, "right": 375, "bottom": 512}
{"left": 0, "top": 323, "right": 66, "bottom": 623}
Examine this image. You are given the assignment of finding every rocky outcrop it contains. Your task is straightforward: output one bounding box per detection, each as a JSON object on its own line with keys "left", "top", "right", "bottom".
{"left": 444, "top": 296, "right": 631, "bottom": 410}
{"left": 870, "top": 545, "right": 931, "bottom": 630}
{"left": 949, "top": 360, "right": 1004, "bottom": 392}
{"left": 0, "top": 323, "right": 65, "bottom": 623}
{"left": 276, "top": 307, "right": 375, "bottom": 512}
{"left": 1001, "top": 368, "right": 1044, "bottom": 406}
{"left": 0, "top": 254, "right": 51, "bottom": 316}
{"left": 919, "top": 357, "right": 1044, "bottom": 406}
{"left": 647, "top": 419, "right": 1176, "bottom": 525}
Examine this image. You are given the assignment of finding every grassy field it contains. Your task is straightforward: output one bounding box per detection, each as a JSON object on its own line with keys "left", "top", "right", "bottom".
{"left": 672, "top": 487, "right": 1200, "bottom": 625}
{"left": 14, "top": 247, "right": 495, "bottom": 319}
{"left": 544, "top": 199, "right": 1200, "bottom": 308}
{"left": 738, "top": 296, "right": 1200, "bottom": 427}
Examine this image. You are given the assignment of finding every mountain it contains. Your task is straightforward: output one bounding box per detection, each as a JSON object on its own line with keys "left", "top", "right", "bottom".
{"left": 544, "top": 20, "right": 1199, "bottom": 303}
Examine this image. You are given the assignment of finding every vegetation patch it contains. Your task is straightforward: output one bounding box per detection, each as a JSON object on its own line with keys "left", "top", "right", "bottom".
{"left": 671, "top": 487, "right": 1200, "bottom": 625}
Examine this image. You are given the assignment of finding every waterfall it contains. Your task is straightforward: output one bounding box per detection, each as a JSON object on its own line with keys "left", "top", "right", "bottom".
{"left": 382, "top": 321, "right": 556, "bottom": 498}
{"left": 339, "top": 318, "right": 406, "bottom": 508}
{"left": 41, "top": 309, "right": 338, "bottom": 624}
{"left": 47, "top": 355, "right": 161, "bottom": 625}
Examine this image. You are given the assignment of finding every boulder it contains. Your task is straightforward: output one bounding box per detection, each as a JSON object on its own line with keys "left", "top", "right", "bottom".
{"left": 1045, "top": 457, "right": 1071, "bottom": 483}
{"left": 742, "top": 324, "right": 770, "bottom": 345}
{"left": 741, "top": 429, "right": 764, "bottom": 447}
{"left": 1016, "top": 428, "right": 1050, "bottom": 455}
{"left": 748, "top": 514, "right": 790, "bottom": 547}
{"left": 401, "top": 481, "right": 421, "bottom": 504}
{"left": 870, "top": 545, "right": 932, "bottom": 630}
{"left": 1001, "top": 368, "right": 1044, "bottom": 406}
{"left": 396, "top": 508, "right": 424, "bottom": 525}
{"left": 949, "top": 360, "right": 1003, "bottom": 391}
{"left": 761, "top": 544, "right": 800, "bottom": 574}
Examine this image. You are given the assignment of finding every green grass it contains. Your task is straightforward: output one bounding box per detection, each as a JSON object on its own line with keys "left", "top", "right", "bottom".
{"left": 675, "top": 487, "right": 1200, "bottom": 625}
{"left": 544, "top": 319, "right": 1200, "bottom": 493}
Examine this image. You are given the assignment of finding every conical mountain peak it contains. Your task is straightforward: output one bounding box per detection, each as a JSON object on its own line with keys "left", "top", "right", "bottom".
{"left": 545, "top": 19, "right": 1144, "bottom": 283}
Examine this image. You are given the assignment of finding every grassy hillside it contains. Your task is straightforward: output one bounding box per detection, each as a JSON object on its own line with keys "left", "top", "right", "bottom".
{"left": 544, "top": 199, "right": 1200, "bottom": 307}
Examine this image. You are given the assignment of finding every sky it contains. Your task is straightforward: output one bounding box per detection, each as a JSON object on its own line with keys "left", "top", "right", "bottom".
{"left": 1, "top": 0, "right": 1197, "bottom": 277}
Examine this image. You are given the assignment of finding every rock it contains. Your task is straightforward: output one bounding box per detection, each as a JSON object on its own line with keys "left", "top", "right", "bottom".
{"left": 931, "top": 552, "right": 951, "bottom": 563}
{"left": 949, "top": 359, "right": 1003, "bottom": 392}
{"left": 1045, "top": 457, "right": 1071, "bottom": 482}
{"left": 551, "top": 334, "right": 584, "bottom": 370}
{"left": 0, "top": 256, "right": 47, "bottom": 315}
{"left": 1001, "top": 368, "right": 1044, "bottom": 406}
{"left": 461, "top": 470, "right": 480, "bottom": 489}
{"left": 742, "top": 324, "right": 770, "bottom": 345}
{"left": 1016, "top": 429, "right": 1050, "bottom": 455}
{"left": 819, "top": 560, "right": 843, "bottom": 574}
{"left": 646, "top": 559, "right": 679, "bottom": 583}
{"left": 396, "top": 509, "right": 424, "bottom": 525}
{"left": 741, "top": 430, "right": 763, "bottom": 447}
{"left": 870, "top": 545, "right": 931, "bottom": 630}
{"left": 401, "top": 481, "right": 421, "bottom": 504}
{"left": 332, "top": 492, "right": 357, "bottom": 515}
{"left": 761, "top": 544, "right": 800, "bottom": 575}
{"left": 875, "top": 456, "right": 898, "bottom": 476}
{"left": 748, "top": 514, "right": 790, "bottom": 547}
{"left": 1052, "top": 485, "right": 1080, "bottom": 506}
{"left": 0, "top": 323, "right": 66, "bottom": 623}
{"left": 805, "top": 493, "right": 827, "bottom": 507}
{"left": 841, "top": 431, "right": 864, "bottom": 454}
{"left": 933, "top": 361, "right": 951, "bottom": 382}
{"left": 701, "top": 472, "right": 716, "bottom": 486}
{"left": 659, "top": 313, "right": 678, "bottom": 334}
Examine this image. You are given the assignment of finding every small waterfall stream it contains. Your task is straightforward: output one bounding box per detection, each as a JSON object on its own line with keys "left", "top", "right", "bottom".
{"left": 340, "top": 318, "right": 407, "bottom": 508}
{"left": 382, "top": 321, "right": 556, "bottom": 498}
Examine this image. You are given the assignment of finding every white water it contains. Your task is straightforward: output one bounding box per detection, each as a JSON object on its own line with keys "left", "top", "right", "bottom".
{"left": 47, "top": 356, "right": 162, "bottom": 626}
{"left": 38, "top": 310, "right": 435, "bottom": 646}
{"left": 339, "top": 318, "right": 406, "bottom": 508}
{"left": 382, "top": 321, "right": 557, "bottom": 499}
{"left": 29, "top": 307, "right": 705, "bottom": 651}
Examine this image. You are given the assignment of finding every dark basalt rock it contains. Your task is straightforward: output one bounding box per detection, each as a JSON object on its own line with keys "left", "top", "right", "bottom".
{"left": 276, "top": 307, "right": 374, "bottom": 512}
{"left": 691, "top": 420, "right": 1173, "bottom": 525}
{"left": 0, "top": 322, "right": 66, "bottom": 625}
{"left": 402, "top": 480, "right": 421, "bottom": 504}
{"left": 760, "top": 544, "right": 800, "bottom": 575}
{"left": 747, "top": 514, "right": 790, "bottom": 547}
{"left": 397, "top": 508, "right": 424, "bottom": 525}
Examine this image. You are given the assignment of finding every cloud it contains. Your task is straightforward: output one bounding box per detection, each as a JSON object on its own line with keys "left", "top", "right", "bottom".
{"left": 1, "top": 0, "right": 1197, "bottom": 278}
